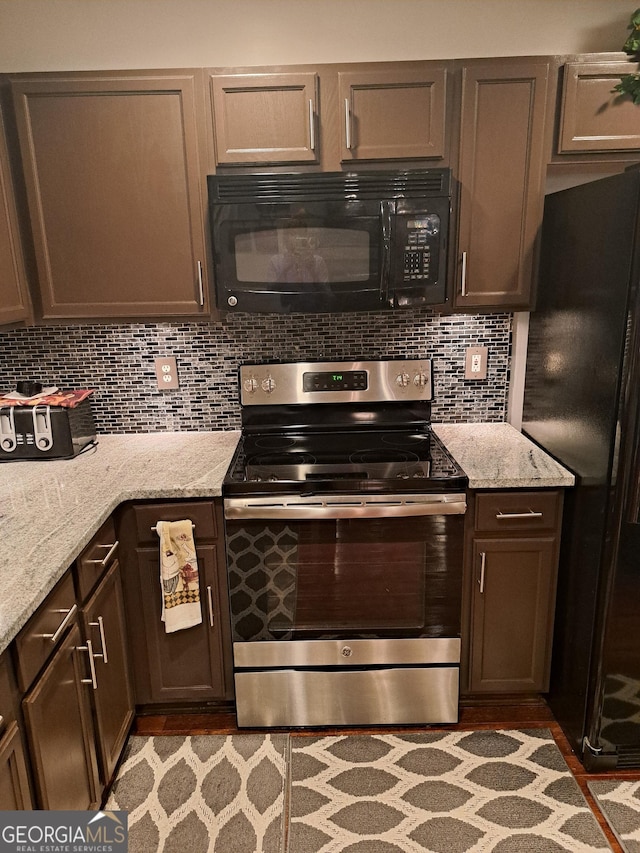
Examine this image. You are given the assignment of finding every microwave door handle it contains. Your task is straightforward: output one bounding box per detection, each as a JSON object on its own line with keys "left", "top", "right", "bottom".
{"left": 380, "top": 201, "right": 392, "bottom": 304}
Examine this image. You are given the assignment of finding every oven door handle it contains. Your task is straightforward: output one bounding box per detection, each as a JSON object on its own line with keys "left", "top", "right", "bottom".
{"left": 224, "top": 493, "right": 466, "bottom": 519}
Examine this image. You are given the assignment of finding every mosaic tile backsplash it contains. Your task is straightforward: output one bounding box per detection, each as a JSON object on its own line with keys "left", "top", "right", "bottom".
{"left": 0, "top": 310, "right": 511, "bottom": 433}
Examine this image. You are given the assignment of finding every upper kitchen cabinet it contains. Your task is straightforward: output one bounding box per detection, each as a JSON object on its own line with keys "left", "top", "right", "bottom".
{"left": 10, "top": 71, "right": 210, "bottom": 320}
{"left": 556, "top": 54, "right": 640, "bottom": 156}
{"left": 454, "top": 59, "right": 551, "bottom": 311}
{"left": 0, "top": 103, "right": 32, "bottom": 327}
{"left": 209, "top": 62, "right": 451, "bottom": 169}
{"left": 338, "top": 66, "right": 449, "bottom": 163}
{"left": 210, "top": 71, "right": 319, "bottom": 165}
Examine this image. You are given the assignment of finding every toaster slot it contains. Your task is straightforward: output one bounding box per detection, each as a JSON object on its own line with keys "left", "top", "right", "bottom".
{"left": 0, "top": 407, "right": 16, "bottom": 452}
{"left": 32, "top": 405, "right": 53, "bottom": 451}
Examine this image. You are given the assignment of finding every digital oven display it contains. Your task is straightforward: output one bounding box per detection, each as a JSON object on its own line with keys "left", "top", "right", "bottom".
{"left": 302, "top": 370, "right": 368, "bottom": 392}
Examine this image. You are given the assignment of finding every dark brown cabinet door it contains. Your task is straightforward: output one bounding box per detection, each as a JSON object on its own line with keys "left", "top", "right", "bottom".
{"left": 338, "top": 66, "right": 448, "bottom": 162}
{"left": 22, "top": 623, "right": 100, "bottom": 810}
{"left": 0, "top": 721, "right": 32, "bottom": 810}
{"left": 469, "top": 537, "right": 557, "bottom": 693}
{"left": 0, "top": 105, "right": 31, "bottom": 327}
{"left": 134, "top": 541, "right": 227, "bottom": 703}
{"left": 11, "top": 71, "right": 209, "bottom": 319}
{"left": 454, "top": 60, "right": 550, "bottom": 310}
{"left": 210, "top": 72, "right": 319, "bottom": 164}
{"left": 559, "top": 58, "right": 640, "bottom": 154}
{"left": 81, "top": 560, "right": 134, "bottom": 786}
{"left": 118, "top": 499, "right": 233, "bottom": 707}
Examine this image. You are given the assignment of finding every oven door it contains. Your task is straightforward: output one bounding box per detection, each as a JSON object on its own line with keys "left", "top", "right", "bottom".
{"left": 224, "top": 492, "right": 466, "bottom": 642}
{"left": 224, "top": 492, "right": 466, "bottom": 726}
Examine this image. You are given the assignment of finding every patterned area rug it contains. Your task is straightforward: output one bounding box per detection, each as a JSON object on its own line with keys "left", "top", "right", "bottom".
{"left": 589, "top": 780, "right": 640, "bottom": 853}
{"left": 106, "top": 734, "right": 288, "bottom": 853}
{"left": 288, "top": 729, "right": 611, "bottom": 853}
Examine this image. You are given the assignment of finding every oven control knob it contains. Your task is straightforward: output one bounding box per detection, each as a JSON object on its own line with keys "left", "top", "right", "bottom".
{"left": 341, "top": 646, "right": 353, "bottom": 658}
{"left": 227, "top": 296, "right": 238, "bottom": 307}
{"left": 243, "top": 377, "right": 259, "bottom": 394}
{"left": 396, "top": 372, "right": 410, "bottom": 387}
{"left": 414, "top": 372, "right": 429, "bottom": 387}
{"left": 261, "top": 376, "right": 277, "bottom": 394}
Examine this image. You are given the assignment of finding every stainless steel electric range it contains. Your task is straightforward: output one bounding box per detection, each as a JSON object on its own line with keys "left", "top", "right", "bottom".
{"left": 222, "top": 359, "right": 468, "bottom": 727}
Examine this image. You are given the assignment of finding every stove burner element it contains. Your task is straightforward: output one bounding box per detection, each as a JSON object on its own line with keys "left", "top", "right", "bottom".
{"left": 253, "top": 436, "right": 296, "bottom": 449}
{"left": 350, "top": 449, "right": 420, "bottom": 464}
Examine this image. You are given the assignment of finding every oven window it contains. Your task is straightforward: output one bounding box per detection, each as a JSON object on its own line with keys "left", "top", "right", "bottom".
{"left": 225, "top": 515, "right": 463, "bottom": 642}
{"left": 234, "top": 227, "right": 371, "bottom": 284}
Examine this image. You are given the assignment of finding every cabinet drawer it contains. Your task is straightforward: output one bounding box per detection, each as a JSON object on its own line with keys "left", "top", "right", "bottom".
{"left": 75, "top": 516, "right": 118, "bottom": 602}
{"left": 15, "top": 571, "right": 77, "bottom": 693}
{"left": 133, "top": 500, "right": 217, "bottom": 545}
{"left": 475, "top": 491, "right": 562, "bottom": 533}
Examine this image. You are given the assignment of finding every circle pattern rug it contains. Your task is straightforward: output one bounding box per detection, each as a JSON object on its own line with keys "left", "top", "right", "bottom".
{"left": 287, "top": 729, "right": 611, "bottom": 853}
{"left": 106, "top": 734, "right": 288, "bottom": 853}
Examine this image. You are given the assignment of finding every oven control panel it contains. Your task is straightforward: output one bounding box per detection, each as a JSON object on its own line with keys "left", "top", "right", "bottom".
{"left": 240, "top": 359, "right": 433, "bottom": 405}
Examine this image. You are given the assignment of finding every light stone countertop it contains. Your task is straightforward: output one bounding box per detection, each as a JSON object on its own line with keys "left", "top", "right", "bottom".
{"left": 433, "top": 422, "right": 575, "bottom": 489}
{"left": 0, "top": 423, "right": 573, "bottom": 657}
{"left": 0, "top": 431, "right": 240, "bottom": 655}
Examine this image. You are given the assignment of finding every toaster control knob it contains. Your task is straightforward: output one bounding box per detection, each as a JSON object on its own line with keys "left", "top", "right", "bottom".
{"left": 38, "top": 437, "right": 51, "bottom": 449}
{"left": 396, "top": 372, "right": 410, "bottom": 387}
{"left": 227, "top": 296, "right": 238, "bottom": 307}
{"left": 1, "top": 438, "right": 14, "bottom": 451}
{"left": 261, "top": 376, "right": 276, "bottom": 394}
{"left": 414, "top": 372, "right": 429, "bottom": 387}
{"left": 243, "top": 378, "right": 259, "bottom": 394}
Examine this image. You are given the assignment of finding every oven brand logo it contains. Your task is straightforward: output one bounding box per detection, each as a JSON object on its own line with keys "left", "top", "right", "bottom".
{"left": 0, "top": 810, "right": 127, "bottom": 853}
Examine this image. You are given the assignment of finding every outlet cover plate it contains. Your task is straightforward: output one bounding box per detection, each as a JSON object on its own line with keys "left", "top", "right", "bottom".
{"left": 465, "top": 346, "right": 488, "bottom": 380}
{"left": 155, "top": 356, "right": 179, "bottom": 390}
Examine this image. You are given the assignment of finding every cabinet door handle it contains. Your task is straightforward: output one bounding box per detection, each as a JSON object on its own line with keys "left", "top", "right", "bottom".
{"left": 89, "top": 616, "right": 108, "bottom": 664}
{"left": 86, "top": 540, "right": 119, "bottom": 569}
{"left": 460, "top": 251, "right": 468, "bottom": 297}
{"left": 344, "top": 98, "right": 352, "bottom": 150}
{"left": 478, "top": 551, "right": 486, "bottom": 594}
{"left": 78, "top": 639, "right": 98, "bottom": 689}
{"left": 0, "top": 714, "right": 4, "bottom": 733}
{"left": 197, "top": 260, "right": 204, "bottom": 306}
{"left": 495, "top": 510, "right": 543, "bottom": 520}
{"left": 308, "top": 99, "right": 315, "bottom": 151}
{"left": 43, "top": 603, "right": 78, "bottom": 644}
{"left": 206, "top": 585, "right": 215, "bottom": 628}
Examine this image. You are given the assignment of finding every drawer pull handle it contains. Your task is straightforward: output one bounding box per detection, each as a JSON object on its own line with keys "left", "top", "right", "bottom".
{"left": 43, "top": 604, "right": 78, "bottom": 644}
{"left": 478, "top": 552, "right": 486, "bottom": 594}
{"left": 86, "top": 540, "right": 119, "bottom": 568}
{"left": 89, "top": 616, "right": 108, "bottom": 664}
{"left": 78, "top": 639, "right": 98, "bottom": 689}
{"left": 207, "top": 585, "right": 215, "bottom": 628}
{"left": 151, "top": 524, "right": 195, "bottom": 532}
{"left": 495, "top": 510, "right": 543, "bottom": 520}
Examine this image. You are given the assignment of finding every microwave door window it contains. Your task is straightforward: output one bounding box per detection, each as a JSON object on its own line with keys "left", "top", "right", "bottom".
{"left": 234, "top": 227, "right": 372, "bottom": 289}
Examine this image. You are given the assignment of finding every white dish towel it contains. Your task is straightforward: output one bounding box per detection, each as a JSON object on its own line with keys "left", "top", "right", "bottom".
{"left": 156, "top": 519, "right": 202, "bottom": 633}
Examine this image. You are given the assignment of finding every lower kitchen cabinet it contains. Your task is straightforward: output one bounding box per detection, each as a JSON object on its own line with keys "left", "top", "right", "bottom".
{"left": 80, "top": 560, "right": 134, "bottom": 786}
{"left": 0, "top": 653, "right": 32, "bottom": 810}
{"left": 22, "top": 622, "right": 100, "bottom": 810}
{"left": 463, "top": 489, "right": 564, "bottom": 695}
{"left": 117, "top": 500, "right": 234, "bottom": 708}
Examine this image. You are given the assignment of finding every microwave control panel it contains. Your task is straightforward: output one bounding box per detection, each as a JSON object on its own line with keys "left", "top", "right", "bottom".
{"left": 396, "top": 214, "right": 441, "bottom": 285}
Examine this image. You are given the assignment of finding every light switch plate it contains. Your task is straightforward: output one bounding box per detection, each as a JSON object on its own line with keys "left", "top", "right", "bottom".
{"left": 154, "top": 356, "right": 179, "bottom": 390}
{"left": 465, "top": 346, "right": 488, "bottom": 380}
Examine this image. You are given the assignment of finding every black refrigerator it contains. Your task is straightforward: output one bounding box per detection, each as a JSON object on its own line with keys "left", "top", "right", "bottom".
{"left": 522, "top": 168, "right": 640, "bottom": 770}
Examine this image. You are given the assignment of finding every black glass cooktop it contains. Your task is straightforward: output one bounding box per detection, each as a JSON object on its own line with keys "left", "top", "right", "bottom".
{"left": 223, "top": 428, "right": 468, "bottom": 495}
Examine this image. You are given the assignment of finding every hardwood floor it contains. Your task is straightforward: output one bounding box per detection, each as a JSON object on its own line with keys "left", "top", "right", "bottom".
{"left": 133, "top": 698, "right": 640, "bottom": 852}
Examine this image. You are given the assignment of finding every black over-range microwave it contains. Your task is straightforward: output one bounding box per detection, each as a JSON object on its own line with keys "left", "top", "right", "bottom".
{"left": 208, "top": 169, "right": 451, "bottom": 314}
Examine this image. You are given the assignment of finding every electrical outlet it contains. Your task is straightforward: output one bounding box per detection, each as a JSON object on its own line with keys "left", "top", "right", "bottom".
{"left": 154, "top": 357, "right": 179, "bottom": 390}
{"left": 465, "top": 346, "right": 488, "bottom": 380}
